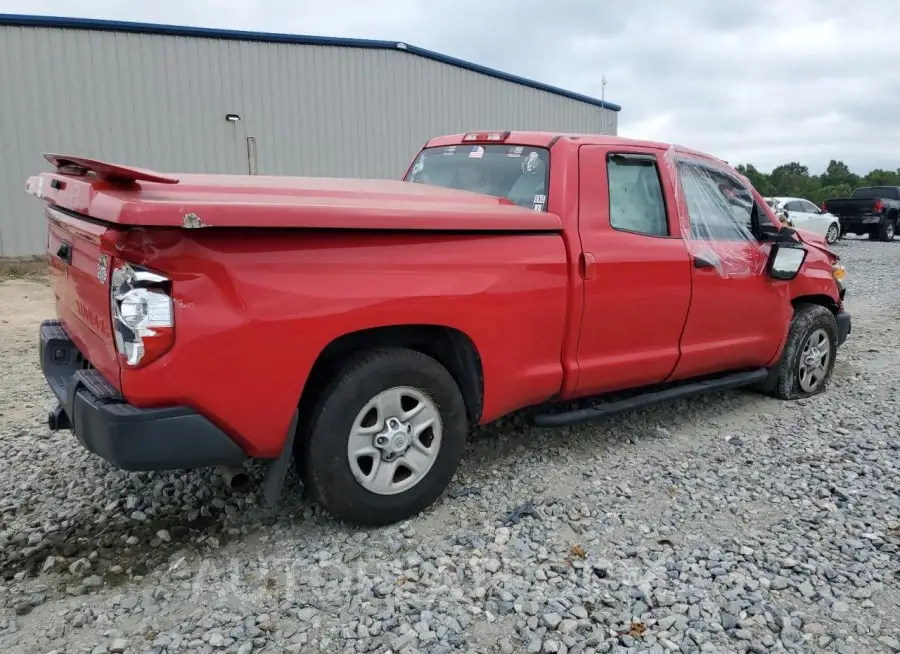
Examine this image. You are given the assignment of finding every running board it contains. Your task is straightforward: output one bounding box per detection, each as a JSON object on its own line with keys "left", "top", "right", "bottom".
{"left": 531, "top": 368, "right": 769, "bottom": 428}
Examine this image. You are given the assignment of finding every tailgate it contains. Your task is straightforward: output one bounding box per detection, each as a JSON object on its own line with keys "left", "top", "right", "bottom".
{"left": 823, "top": 198, "right": 877, "bottom": 217}
{"left": 46, "top": 206, "right": 121, "bottom": 389}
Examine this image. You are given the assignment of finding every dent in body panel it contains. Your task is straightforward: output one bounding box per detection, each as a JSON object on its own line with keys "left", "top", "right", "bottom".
{"left": 114, "top": 228, "right": 571, "bottom": 457}
{"left": 46, "top": 210, "right": 122, "bottom": 388}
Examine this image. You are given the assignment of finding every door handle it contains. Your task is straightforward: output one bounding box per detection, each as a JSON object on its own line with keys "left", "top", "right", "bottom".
{"left": 579, "top": 252, "right": 596, "bottom": 280}
{"left": 693, "top": 255, "right": 716, "bottom": 269}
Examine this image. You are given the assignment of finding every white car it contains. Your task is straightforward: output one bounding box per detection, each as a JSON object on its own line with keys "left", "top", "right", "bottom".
{"left": 765, "top": 196, "right": 841, "bottom": 244}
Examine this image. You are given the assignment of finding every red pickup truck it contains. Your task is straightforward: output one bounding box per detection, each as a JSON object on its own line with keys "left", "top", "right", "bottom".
{"left": 27, "top": 132, "right": 851, "bottom": 526}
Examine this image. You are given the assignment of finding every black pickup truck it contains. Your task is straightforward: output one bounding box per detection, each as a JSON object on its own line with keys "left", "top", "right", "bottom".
{"left": 823, "top": 186, "right": 899, "bottom": 241}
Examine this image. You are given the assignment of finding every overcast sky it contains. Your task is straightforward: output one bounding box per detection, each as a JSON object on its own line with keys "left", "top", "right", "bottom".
{"left": 3, "top": 0, "right": 898, "bottom": 174}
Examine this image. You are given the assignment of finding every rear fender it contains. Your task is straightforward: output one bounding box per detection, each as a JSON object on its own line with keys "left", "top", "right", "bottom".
{"left": 112, "top": 228, "right": 570, "bottom": 458}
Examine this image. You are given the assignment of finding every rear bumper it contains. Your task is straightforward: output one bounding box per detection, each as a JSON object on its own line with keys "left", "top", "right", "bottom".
{"left": 839, "top": 215, "right": 882, "bottom": 229}
{"left": 39, "top": 320, "right": 246, "bottom": 471}
{"left": 836, "top": 310, "right": 852, "bottom": 347}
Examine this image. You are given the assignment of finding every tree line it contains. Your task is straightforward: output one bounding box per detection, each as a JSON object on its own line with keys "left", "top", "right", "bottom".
{"left": 733, "top": 161, "right": 900, "bottom": 206}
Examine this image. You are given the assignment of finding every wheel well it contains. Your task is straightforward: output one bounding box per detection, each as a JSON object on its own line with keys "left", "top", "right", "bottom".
{"left": 300, "top": 325, "right": 484, "bottom": 424}
{"left": 888, "top": 209, "right": 898, "bottom": 222}
{"left": 792, "top": 294, "right": 838, "bottom": 314}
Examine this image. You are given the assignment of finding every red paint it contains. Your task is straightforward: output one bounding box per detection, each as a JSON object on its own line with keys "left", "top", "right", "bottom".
{"left": 31, "top": 133, "right": 843, "bottom": 459}
{"left": 32, "top": 171, "right": 562, "bottom": 232}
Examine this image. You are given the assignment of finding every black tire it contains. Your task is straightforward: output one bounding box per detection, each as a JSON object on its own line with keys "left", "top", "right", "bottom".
{"left": 825, "top": 223, "right": 839, "bottom": 244}
{"left": 299, "top": 347, "right": 467, "bottom": 526}
{"left": 761, "top": 304, "right": 838, "bottom": 400}
{"left": 878, "top": 216, "right": 896, "bottom": 242}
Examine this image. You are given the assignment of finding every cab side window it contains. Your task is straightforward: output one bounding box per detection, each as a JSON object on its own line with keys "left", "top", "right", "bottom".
{"left": 607, "top": 154, "right": 669, "bottom": 237}
{"left": 677, "top": 161, "right": 755, "bottom": 241}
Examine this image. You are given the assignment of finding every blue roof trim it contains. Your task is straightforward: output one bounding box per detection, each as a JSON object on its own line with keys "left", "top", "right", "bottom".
{"left": 0, "top": 13, "right": 621, "bottom": 112}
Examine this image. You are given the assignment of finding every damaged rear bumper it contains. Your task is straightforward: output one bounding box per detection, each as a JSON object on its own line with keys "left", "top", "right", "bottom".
{"left": 39, "top": 320, "right": 246, "bottom": 471}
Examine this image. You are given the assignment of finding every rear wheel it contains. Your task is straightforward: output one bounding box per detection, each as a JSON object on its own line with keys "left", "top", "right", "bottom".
{"left": 761, "top": 304, "right": 838, "bottom": 400}
{"left": 299, "top": 347, "right": 467, "bottom": 526}
{"left": 878, "top": 217, "right": 896, "bottom": 242}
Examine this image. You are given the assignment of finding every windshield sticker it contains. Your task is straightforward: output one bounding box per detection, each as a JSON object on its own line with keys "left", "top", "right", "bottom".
{"left": 533, "top": 194, "right": 547, "bottom": 212}
{"left": 522, "top": 151, "right": 541, "bottom": 173}
{"left": 507, "top": 146, "right": 524, "bottom": 158}
{"left": 443, "top": 146, "right": 457, "bottom": 156}
{"left": 469, "top": 145, "right": 484, "bottom": 159}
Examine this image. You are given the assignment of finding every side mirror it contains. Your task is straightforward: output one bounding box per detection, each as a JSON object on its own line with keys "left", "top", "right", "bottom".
{"left": 759, "top": 222, "right": 779, "bottom": 240}
{"left": 767, "top": 242, "right": 808, "bottom": 281}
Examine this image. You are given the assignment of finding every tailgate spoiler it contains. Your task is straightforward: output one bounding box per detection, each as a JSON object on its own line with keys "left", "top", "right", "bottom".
{"left": 41, "top": 153, "right": 180, "bottom": 185}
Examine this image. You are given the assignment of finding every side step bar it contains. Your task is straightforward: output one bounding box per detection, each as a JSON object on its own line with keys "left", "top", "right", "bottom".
{"left": 532, "top": 368, "right": 769, "bottom": 428}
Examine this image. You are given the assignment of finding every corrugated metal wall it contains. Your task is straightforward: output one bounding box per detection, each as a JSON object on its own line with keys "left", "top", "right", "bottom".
{"left": 0, "top": 25, "right": 618, "bottom": 258}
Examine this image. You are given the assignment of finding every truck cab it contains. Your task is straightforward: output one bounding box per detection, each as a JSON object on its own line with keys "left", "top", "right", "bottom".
{"left": 405, "top": 132, "right": 850, "bottom": 400}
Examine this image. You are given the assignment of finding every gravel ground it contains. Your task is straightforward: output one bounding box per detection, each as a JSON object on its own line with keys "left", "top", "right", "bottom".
{"left": 0, "top": 237, "right": 898, "bottom": 654}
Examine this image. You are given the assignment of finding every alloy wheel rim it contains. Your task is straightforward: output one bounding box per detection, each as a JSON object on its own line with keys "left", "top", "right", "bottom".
{"left": 346, "top": 386, "right": 443, "bottom": 496}
{"left": 797, "top": 328, "right": 831, "bottom": 393}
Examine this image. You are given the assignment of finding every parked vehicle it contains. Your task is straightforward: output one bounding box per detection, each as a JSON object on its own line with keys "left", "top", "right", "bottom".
{"left": 27, "top": 134, "right": 851, "bottom": 526}
{"left": 823, "top": 186, "right": 900, "bottom": 241}
{"left": 766, "top": 196, "right": 841, "bottom": 244}
{"left": 763, "top": 198, "right": 793, "bottom": 227}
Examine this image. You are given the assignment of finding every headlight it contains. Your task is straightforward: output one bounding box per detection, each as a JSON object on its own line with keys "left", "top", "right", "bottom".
{"left": 111, "top": 262, "right": 174, "bottom": 368}
{"left": 832, "top": 262, "right": 846, "bottom": 288}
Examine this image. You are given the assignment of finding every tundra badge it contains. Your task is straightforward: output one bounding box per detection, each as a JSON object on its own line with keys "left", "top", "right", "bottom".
{"left": 97, "top": 254, "right": 109, "bottom": 283}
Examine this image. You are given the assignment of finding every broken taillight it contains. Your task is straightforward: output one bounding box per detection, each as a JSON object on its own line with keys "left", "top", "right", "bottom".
{"left": 110, "top": 261, "right": 174, "bottom": 368}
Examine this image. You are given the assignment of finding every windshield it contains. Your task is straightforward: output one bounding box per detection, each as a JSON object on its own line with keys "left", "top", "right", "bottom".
{"left": 850, "top": 186, "right": 900, "bottom": 200}
{"left": 404, "top": 144, "right": 551, "bottom": 211}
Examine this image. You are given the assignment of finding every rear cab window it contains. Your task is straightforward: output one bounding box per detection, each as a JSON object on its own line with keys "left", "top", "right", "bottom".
{"left": 405, "top": 144, "right": 550, "bottom": 211}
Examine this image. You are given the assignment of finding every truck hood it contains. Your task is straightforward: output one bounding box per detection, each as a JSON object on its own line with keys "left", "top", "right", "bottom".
{"left": 27, "top": 154, "right": 561, "bottom": 232}
{"left": 794, "top": 226, "right": 838, "bottom": 260}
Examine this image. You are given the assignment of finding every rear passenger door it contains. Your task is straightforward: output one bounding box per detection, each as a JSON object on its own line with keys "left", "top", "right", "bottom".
{"left": 573, "top": 146, "right": 693, "bottom": 397}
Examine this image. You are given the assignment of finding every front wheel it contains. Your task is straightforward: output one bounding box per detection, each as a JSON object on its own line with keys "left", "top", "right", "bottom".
{"left": 825, "top": 223, "right": 840, "bottom": 244}
{"left": 763, "top": 304, "right": 838, "bottom": 400}
{"left": 300, "top": 348, "right": 467, "bottom": 526}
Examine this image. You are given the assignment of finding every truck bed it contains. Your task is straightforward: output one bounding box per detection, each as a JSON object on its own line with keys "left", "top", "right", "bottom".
{"left": 28, "top": 155, "right": 563, "bottom": 232}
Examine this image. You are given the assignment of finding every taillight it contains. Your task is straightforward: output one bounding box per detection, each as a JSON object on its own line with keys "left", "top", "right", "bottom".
{"left": 110, "top": 261, "right": 174, "bottom": 368}
{"left": 874, "top": 199, "right": 884, "bottom": 212}
{"left": 820, "top": 202, "right": 827, "bottom": 212}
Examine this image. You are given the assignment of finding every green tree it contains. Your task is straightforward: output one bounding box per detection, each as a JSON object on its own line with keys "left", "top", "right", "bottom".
{"left": 820, "top": 160, "right": 858, "bottom": 189}
{"left": 732, "top": 159, "right": 899, "bottom": 202}
{"left": 735, "top": 164, "right": 772, "bottom": 195}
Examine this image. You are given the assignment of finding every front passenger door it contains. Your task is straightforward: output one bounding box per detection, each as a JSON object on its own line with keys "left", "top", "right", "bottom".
{"left": 670, "top": 161, "right": 791, "bottom": 380}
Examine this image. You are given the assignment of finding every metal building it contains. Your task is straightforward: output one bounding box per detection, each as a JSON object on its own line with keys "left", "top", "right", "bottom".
{"left": 0, "top": 14, "right": 621, "bottom": 259}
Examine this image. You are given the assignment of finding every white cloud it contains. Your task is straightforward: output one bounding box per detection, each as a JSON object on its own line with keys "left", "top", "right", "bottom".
{"left": 2, "top": 0, "right": 898, "bottom": 173}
